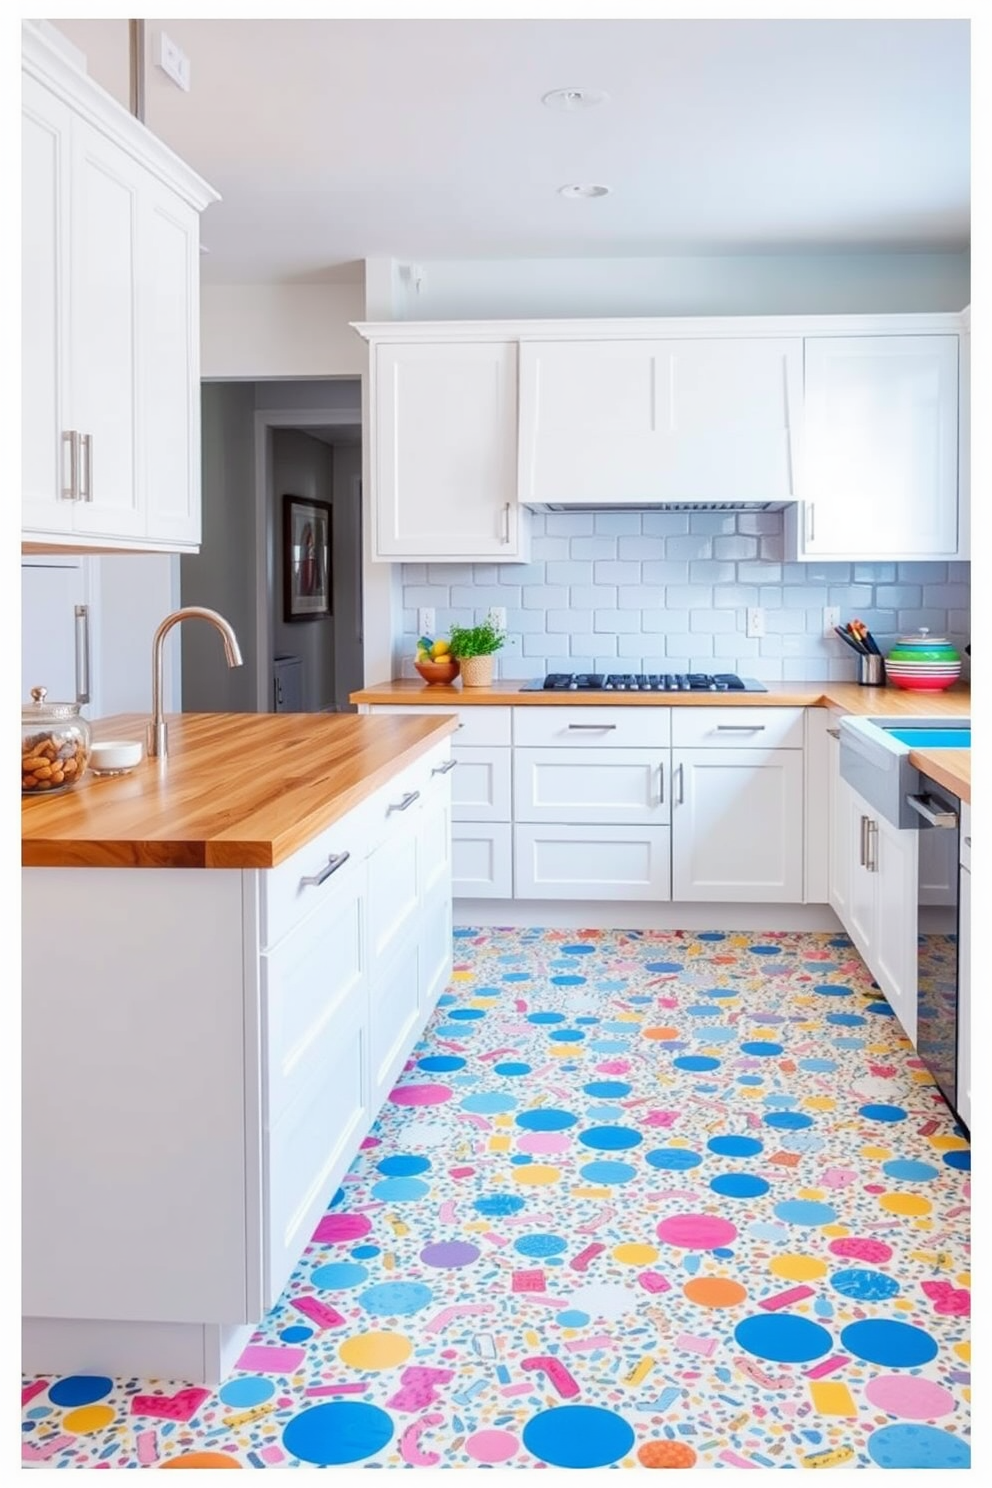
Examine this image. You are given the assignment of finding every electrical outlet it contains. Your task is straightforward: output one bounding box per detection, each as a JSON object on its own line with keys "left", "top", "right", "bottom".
{"left": 501, "top": 632, "right": 521, "bottom": 655}
{"left": 488, "top": 606, "right": 507, "bottom": 633}
{"left": 746, "top": 606, "right": 766, "bottom": 639}
{"left": 822, "top": 605, "right": 841, "bottom": 638}
{"left": 417, "top": 608, "right": 435, "bottom": 638}
{"left": 157, "top": 31, "right": 191, "bottom": 91}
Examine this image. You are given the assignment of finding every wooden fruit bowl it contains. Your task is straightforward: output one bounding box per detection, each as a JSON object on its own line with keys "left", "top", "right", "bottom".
{"left": 414, "top": 657, "right": 460, "bottom": 685}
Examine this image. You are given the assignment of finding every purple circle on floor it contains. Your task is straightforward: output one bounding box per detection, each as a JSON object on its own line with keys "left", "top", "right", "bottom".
{"left": 389, "top": 1083, "right": 453, "bottom": 1107}
{"left": 420, "top": 1240, "right": 480, "bottom": 1268}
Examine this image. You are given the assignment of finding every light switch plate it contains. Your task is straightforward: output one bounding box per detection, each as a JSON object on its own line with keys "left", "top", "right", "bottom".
{"left": 822, "top": 605, "right": 841, "bottom": 638}
{"left": 417, "top": 608, "right": 435, "bottom": 638}
{"left": 746, "top": 607, "right": 766, "bottom": 639}
{"left": 488, "top": 606, "right": 507, "bottom": 633}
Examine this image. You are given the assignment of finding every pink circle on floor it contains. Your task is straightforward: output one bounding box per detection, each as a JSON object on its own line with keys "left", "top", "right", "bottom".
{"left": 313, "top": 1213, "right": 371, "bottom": 1243}
{"left": 466, "top": 1429, "right": 518, "bottom": 1464}
{"left": 865, "top": 1375, "right": 956, "bottom": 1420}
{"left": 657, "top": 1213, "right": 738, "bottom": 1249}
{"left": 517, "top": 1131, "right": 571, "bottom": 1155}
{"left": 829, "top": 1236, "right": 893, "bottom": 1264}
{"left": 389, "top": 1084, "right": 453, "bottom": 1107}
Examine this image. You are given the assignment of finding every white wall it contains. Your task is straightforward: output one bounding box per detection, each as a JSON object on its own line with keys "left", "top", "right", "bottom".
{"left": 200, "top": 283, "right": 366, "bottom": 379}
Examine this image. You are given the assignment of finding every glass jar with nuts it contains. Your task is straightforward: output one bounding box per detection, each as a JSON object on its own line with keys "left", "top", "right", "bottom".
{"left": 22, "top": 686, "right": 92, "bottom": 795}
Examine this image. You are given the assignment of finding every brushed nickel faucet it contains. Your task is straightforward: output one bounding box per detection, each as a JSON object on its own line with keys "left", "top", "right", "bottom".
{"left": 148, "top": 607, "right": 243, "bottom": 759}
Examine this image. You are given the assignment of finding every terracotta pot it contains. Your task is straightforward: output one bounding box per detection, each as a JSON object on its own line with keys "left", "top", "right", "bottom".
{"left": 414, "top": 658, "right": 460, "bottom": 686}
{"left": 458, "top": 654, "right": 495, "bottom": 687}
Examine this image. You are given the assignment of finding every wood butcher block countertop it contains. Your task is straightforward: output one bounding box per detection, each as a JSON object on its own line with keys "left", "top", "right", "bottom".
{"left": 22, "top": 711, "right": 457, "bottom": 870}
{"left": 907, "top": 749, "right": 971, "bottom": 805}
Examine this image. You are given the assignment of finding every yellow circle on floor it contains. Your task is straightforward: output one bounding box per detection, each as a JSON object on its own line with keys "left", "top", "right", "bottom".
{"left": 63, "top": 1405, "right": 116, "bottom": 1434}
{"left": 879, "top": 1192, "right": 932, "bottom": 1217}
{"left": 613, "top": 1243, "right": 659, "bottom": 1266}
{"left": 955, "top": 1341, "right": 970, "bottom": 1363}
{"left": 797, "top": 1188, "right": 826, "bottom": 1201}
{"left": 803, "top": 1096, "right": 836, "bottom": 1111}
{"left": 338, "top": 1330, "right": 412, "bottom": 1371}
{"left": 511, "top": 1164, "right": 561, "bottom": 1186}
{"left": 769, "top": 1253, "right": 827, "bottom": 1282}
{"left": 929, "top": 1134, "right": 969, "bottom": 1151}
{"left": 861, "top": 1146, "right": 891, "bottom": 1160}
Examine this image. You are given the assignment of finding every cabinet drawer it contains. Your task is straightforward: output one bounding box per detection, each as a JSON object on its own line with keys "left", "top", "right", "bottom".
{"left": 261, "top": 866, "right": 366, "bottom": 1129}
{"left": 265, "top": 1005, "right": 368, "bottom": 1307}
{"left": 672, "top": 707, "right": 804, "bottom": 749}
{"left": 453, "top": 823, "right": 513, "bottom": 899}
{"left": 453, "top": 746, "right": 512, "bottom": 822}
{"left": 369, "top": 932, "right": 423, "bottom": 1103}
{"left": 365, "top": 739, "right": 452, "bottom": 851}
{"left": 515, "top": 748, "right": 670, "bottom": 825}
{"left": 420, "top": 786, "right": 452, "bottom": 901}
{"left": 515, "top": 823, "right": 672, "bottom": 902}
{"left": 513, "top": 705, "right": 670, "bottom": 748}
{"left": 371, "top": 703, "right": 510, "bottom": 747}
{"left": 367, "top": 809, "right": 420, "bottom": 976}
{"left": 260, "top": 800, "right": 369, "bottom": 952}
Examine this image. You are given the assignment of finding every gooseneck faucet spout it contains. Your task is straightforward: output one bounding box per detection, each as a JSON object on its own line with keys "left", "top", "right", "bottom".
{"left": 148, "top": 607, "right": 244, "bottom": 759}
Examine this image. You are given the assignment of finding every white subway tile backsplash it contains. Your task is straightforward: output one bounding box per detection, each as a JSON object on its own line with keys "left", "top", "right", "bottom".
{"left": 399, "top": 514, "right": 969, "bottom": 681}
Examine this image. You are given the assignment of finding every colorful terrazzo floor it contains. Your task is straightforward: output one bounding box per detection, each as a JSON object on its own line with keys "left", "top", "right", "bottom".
{"left": 22, "top": 929, "right": 971, "bottom": 1470}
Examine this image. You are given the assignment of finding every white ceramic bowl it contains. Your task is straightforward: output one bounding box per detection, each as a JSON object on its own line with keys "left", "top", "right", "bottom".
{"left": 89, "top": 738, "right": 144, "bottom": 774}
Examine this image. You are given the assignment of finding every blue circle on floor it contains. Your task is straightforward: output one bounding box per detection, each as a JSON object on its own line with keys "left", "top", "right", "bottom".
{"left": 377, "top": 1154, "right": 431, "bottom": 1177}
{"left": 698, "top": 1026, "right": 737, "bottom": 1044}
{"left": 579, "top": 1125, "right": 643, "bottom": 1151}
{"left": 883, "top": 1159, "right": 940, "bottom": 1182}
{"left": 280, "top": 1326, "right": 313, "bottom": 1343}
{"left": 586, "top": 1105, "right": 625, "bottom": 1123}
{"left": 581, "top": 1160, "right": 637, "bottom": 1185}
{"left": 735, "top": 1313, "right": 832, "bottom": 1364}
{"left": 515, "top": 1234, "right": 568, "bottom": 1258}
{"left": 738, "top": 1075, "right": 764, "bottom": 1086}
{"left": 646, "top": 961, "right": 682, "bottom": 973}
{"left": 866, "top": 1001, "right": 895, "bottom": 1017}
{"left": 867, "top": 1424, "right": 970, "bottom": 1470}
{"left": 698, "top": 933, "right": 726, "bottom": 940}
{"left": 517, "top": 1108, "right": 577, "bottom": 1131}
{"left": 859, "top": 1104, "right": 907, "bottom": 1123}
{"left": 710, "top": 1173, "right": 770, "bottom": 1199}
{"left": 550, "top": 1028, "right": 586, "bottom": 1041}
{"left": 417, "top": 1055, "right": 466, "bottom": 1073}
{"left": 312, "top": 1261, "right": 368, "bottom": 1290}
{"left": 495, "top": 1062, "right": 531, "bottom": 1077}
{"left": 708, "top": 1135, "right": 763, "bottom": 1157}
{"left": 645, "top": 1148, "right": 702, "bottom": 1170}
{"left": 674, "top": 1055, "right": 721, "bottom": 1072}
{"left": 814, "top": 984, "right": 853, "bottom": 996}
{"left": 351, "top": 1245, "right": 379, "bottom": 1260}
{"left": 474, "top": 1193, "right": 525, "bottom": 1216}
{"left": 219, "top": 1376, "right": 275, "bottom": 1408}
{"left": 523, "top": 1404, "right": 635, "bottom": 1469}
{"left": 528, "top": 1012, "right": 565, "bottom": 1025}
{"left": 359, "top": 1281, "right": 433, "bottom": 1317}
{"left": 502, "top": 973, "right": 530, "bottom": 983}
{"left": 775, "top": 1200, "right": 837, "bottom": 1226}
{"left": 800, "top": 1058, "right": 837, "bottom": 1073}
{"left": 741, "top": 1042, "right": 783, "bottom": 1057}
{"left": 371, "top": 1176, "right": 429, "bottom": 1202}
{"left": 562, "top": 944, "right": 596, "bottom": 954}
{"left": 827, "top": 1012, "right": 866, "bottom": 1026}
{"left": 749, "top": 1221, "right": 790, "bottom": 1244}
{"left": 448, "top": 1007, "right": 485, "bottom": 1021}
{"left": 461, "top": 1092, "right": 517, "bottom": 1114}
{"left": 551, "top": 975, "right": 586, "bottom": 987}
{"left": 764, "top": 1111, "right": 813, "bottom": 1131}
{"left": 48, "top": 1376, "right": 113, "bottom": 1408}
{"left": 841, "top": 1319, "right": 938, "bottom": 1368}
{"left": 831, "top": 1268, "right": 900, "bottom": 1302}
{"left": 575, "top": 1015, "right": 601, "bottom": 1024}
{"left": 283, "top": 1401, "right": 394, "bottom": 1466}
{"left": 752, "top": 946, "right": 782, "bottom": 955}
{"left": 687, "top": 1005, "right": 721, "bottom": 1017}
{"left": 557, "top": 1309, "right": 591, "bottom": 1328}
{"left": 943, "top": 1149, "right": 970, "bottom": 1171}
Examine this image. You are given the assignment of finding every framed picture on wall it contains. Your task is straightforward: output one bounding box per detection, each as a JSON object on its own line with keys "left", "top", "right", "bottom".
{"left": 283, "top": 495, "right": 332, "bottom": 621}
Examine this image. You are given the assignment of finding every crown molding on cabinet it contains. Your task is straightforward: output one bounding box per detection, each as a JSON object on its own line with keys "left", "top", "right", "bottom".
{"left": 353, "top": 311, "right": 968, "bottom": 343}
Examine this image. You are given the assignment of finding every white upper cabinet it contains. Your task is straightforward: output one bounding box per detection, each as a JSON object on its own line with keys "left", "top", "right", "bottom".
{"left": 21, "top": 24, "right": 216, "bottom": 553}
{"left": 370, "top": 340, "right": 530, "bottom": 561}
{"left": 790, "top": 334, "right": 961, "bottom": 560}
{"left": 518, "top": 338, "right": 801, "bottom": 506}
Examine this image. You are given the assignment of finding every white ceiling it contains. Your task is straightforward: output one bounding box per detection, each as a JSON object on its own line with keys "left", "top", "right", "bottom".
{"left": 51, "top": 17, "right": 970, "bottom": 284}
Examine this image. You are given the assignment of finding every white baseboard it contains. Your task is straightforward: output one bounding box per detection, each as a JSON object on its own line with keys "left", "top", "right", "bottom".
{"left": 453, "top": 900, "right": 843, "bottom": 932}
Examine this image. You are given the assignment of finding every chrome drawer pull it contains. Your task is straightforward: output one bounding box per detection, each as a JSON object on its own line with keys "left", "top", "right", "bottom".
{"left": 658, "top": 762, "right": 664, "bottom": 806}
{"left": 826, "top": 727, "right": 841, "bottom": 739}
{"left": 566, "top": 723, "right": 617, "bottom": 731}
{"left": 965, "top": 836, "right": 972, "bottom": 849}
{"left": 300, "top": 851, "right": 350, "bottom": 889}
{"left": 906, "top": 793, "right": 958, "bottom": 829}
{"left": 715, "top": 724, "right": 766, "bottom": 732}
{"left": 675, "top": 762, "right": 685, "bottom": 805}
{"left": 388, "top": 790, "right": 420, "bottom": 814}
{"left": 859, "top": 814, "right": 867, "bottom": 867}
{"left": 432, "top": 758, "right": 457, "bottom": 775}
{"left": 79, "top": 433, "right": 93, "bottom": 501}
{"left": 866, "top": 818, "right": 878, "bottom": 872}
{"left": 61, "top": 430, "right": 80, "bottom": 501}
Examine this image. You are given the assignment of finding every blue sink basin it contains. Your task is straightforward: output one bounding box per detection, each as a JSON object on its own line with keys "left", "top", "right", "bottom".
{"left": 839, "top": 715, "right": 970, "bottom": 826}
{"left": 883, "top": 727, "right": 971, "bottom": 749}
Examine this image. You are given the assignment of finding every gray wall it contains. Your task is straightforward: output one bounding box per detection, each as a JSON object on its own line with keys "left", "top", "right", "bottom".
{"left": 180, "top": 382, "right": 257, "bottom": 711}
{"left": 331, "top": 442, "right": 364, "bottom": 709}
{"left": 272, "top": 429, "right": 337, "bottom": 711}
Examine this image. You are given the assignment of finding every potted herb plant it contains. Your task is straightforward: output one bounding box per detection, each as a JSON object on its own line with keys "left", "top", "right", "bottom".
{"left": 448, "top": 617, "right": 505, "bottom": 687}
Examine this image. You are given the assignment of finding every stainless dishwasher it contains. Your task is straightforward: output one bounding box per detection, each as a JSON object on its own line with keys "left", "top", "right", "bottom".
{"left": 908, "top": 776, "right": 962, "bottom": 1124}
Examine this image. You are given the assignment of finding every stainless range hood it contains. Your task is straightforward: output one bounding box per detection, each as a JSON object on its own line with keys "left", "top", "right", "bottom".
{"left": 527, "top": 499, "right": 789, "bottom": 514}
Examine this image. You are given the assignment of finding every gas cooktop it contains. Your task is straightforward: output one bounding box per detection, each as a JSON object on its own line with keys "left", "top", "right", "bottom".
{"left": 520, "top": 673, "right": 767, "bottom": 693}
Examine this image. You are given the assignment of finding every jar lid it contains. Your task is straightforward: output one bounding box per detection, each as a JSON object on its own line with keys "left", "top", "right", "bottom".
{"left": 894, "top": 628, "right": 953, "bottom": 647}
{"left": 22, "top": 685, "right": 83, "bottom": 723}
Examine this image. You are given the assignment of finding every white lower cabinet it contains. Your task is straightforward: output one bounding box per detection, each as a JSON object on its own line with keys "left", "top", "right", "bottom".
{"left": 515, "top": 823, "right": 671, "bottom": 901}
{"left": 671, "top": 748, "right": 804, "bottom": 902}
{"left": 827, "top": 729, "right": 851, "bottom": 921}
{"left": 452, "top": 822, "right": 514, "bottom": 898}
{"left": 515, "top": 747, "right": 669, "bottom": 826}
{"left": 958, "top": 863, "right": 971, "bottom": 1130}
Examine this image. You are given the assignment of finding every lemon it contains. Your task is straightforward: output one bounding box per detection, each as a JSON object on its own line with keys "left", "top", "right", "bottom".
{"left": 430, "top": 639, "right": 450, "bottom": 658}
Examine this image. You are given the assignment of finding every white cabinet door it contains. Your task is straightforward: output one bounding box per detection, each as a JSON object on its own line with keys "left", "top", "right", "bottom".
{"left": 68, "top": 116, "right": 144, "bottom": 540}
{"left": 452, "top": 746, "right": 512, "bottom": 824}
{"left": 519, "top": 338, "right": 801, "bottom": 505}
{"left": 420, "top": 884, "right": 453, "bottom": 1018}
{"left": 453, "top": 823, "right": 513, "bottom": 899}
{"left": 419, "top": 781, "right": 452, "bottom": 900}
{"left": 368, "top": 932, "right": 423, "bottom": 1106}
{"left": 873, "top": 813, "right": 919, "bottom": 1043}
{"left": 797, "top": 335, "right": 960, "bottom": 559}
{"left": 957, "top": 864, "right": 971, "bottom": 1130}
{"left": 515, "top": 823, "right": 671, "bottom": 901}
{"left": 514, "top": 748, "right": 669, "bottom": 826}
{"left": 672, "top": 749, "right": 804, "bottom": 902}
{"left": 846, "top": 792, "right": 875, "bottom": 959}
{"left": 827, "top": 732, "right": 851, "bottom": 921}
{"left": 140, "top": 178, "right": 201, "bottom": 546}
{"left": 22, "top": 77, "right": 71, "bottom": 534}
{"left": 366, "top": 808, "right": 420, "bottom": 976}
{"left": 373, "top": 341, "right": 526, "bottom": 559}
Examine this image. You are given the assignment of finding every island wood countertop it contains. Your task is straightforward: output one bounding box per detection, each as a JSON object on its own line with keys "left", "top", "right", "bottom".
{"left": 351, "top": 678, "right": 971, "bottom": 717}
{"left": 22, "top": 711, "right": 457, "bottom": 870}
{"left": 907, "top": 749, "right": 971, "bottom": 804}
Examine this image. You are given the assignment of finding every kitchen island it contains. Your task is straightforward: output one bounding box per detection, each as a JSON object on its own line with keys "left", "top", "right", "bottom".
{"left": 22, "top": 711, "right": 457, "bottom": 1383}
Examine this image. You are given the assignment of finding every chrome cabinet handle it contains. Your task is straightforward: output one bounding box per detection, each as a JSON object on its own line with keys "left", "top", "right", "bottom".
{"left": 675, "top": 762, "right": 685, "bottom": 805}
{"left": 300, "top": 851, "right": 350, "bottom": 889}
{"left": 807, "top": 502, "right": 816, "bottom": 544}
{"left": 965, "top": 836, "right": 972, "bottom": 848}
{"left": 432, "top": 758, "right": 457, "bottom": 775}
{"left": 826, "top": 727, "right": 841, "bottom": 739}
{"left": 61, "top": 431, "right": 79, "bottom": 500}
{"left": 715, "top": 724, "right": 766, "bottom": 732}
{"left": 905, "top": 793, "right": 958, "bottom": 829}
{"left": 658, "top": 762, "right": 665, "bottom": 806}
{"left": 79, "top": 433, "right": 93, "bottom": 501}
{"left": 567, "top": 723, "right": 617, "bottom": 731}
{"left": 501, "top": 502, "right": 511, "bottom": 544}
{"left": 388, "top": 790, "right": 420, "bottom": 814}
{"left": 74, "top": 604, "right": 90, "bottom": 704}
{"left": 859, "top": 814, "right": 867, "bottom": 867}
{"left": 866, "top": 818, "right": 878, "bottom": 872}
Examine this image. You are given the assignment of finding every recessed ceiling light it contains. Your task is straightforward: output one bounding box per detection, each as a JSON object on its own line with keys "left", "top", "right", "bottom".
{"left": 558, "top": 183, "right": 611, "bottom": 199}
{"left": 542, "top": 87, "right": 608, "bottom": 111}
